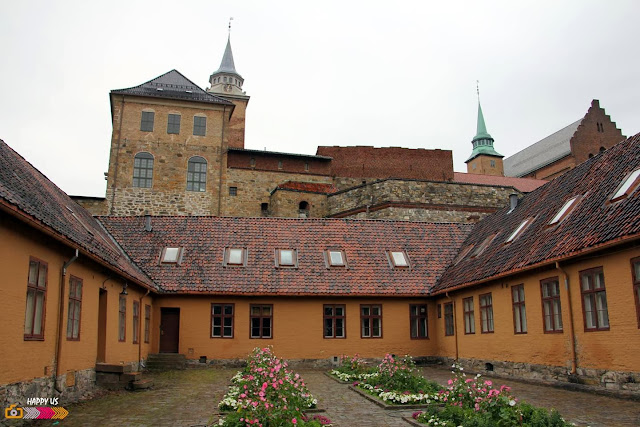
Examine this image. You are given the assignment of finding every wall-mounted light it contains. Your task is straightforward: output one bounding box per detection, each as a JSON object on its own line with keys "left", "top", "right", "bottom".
{"left": 120, "top": 283, "right": 128, "bottom": 295}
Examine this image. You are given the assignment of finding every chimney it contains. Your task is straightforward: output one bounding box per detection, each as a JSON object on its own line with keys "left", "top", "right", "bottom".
{"left": 509, "top": 193, "right": 519, "bottom": 212}
{"left": 144, "top": 212, "right": 152, "bottom": 232}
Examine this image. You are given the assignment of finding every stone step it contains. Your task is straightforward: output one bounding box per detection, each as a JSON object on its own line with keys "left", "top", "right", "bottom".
{"left": 121, "top": 371, "right": 142, "bottom": 382}
{"left": 130, "top": 378, "right": 154, "bottom": 390}
{"left": 95, "top": 363, "right": 132, "bottom": 373}
{"left": 145, "top": 354, "right": 187, "bottom": 371}
{"left": 147, "top": 353, "right": 186, "bottom": 360}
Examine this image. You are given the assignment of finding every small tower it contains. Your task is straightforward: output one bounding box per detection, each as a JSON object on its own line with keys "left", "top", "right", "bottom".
{"left": 465, "top": 100, "right": 504, "bottom": 176}
{"left": 207, "top": 34, "right": 250, "bottom": 149}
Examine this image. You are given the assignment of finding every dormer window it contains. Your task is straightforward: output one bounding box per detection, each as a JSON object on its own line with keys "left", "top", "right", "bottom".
{"left": 161, "top": 247, "right": 183, "bottom": 264}
{"left": 276, "top": 249, "right": 297, "bottom": 268}
{"left": 326, "top": 250, "right": 347, "bottom": 267}
{"left": 389, "top": 251, "right": 409, "bottom": 268}
{"left": 224, "top": 248, "right": 246, "bottom": 267}
{"left": 506, "top": 218, "right": 533, "bottom": 243}
{"left": 549, "top": 195, "right": 580, "bottom": 225}
{"left": 611, "top": 168, "right": 640, "bottom": 202}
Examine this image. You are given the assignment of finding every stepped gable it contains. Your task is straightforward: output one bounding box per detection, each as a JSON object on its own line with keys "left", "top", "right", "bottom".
{"left": 111, "top": 69, "right": 234, "bottom": 106}
{"left": 0, "top": 140, "right": 154, "bottom": 289}
{"left": 274, "top": 181, "right": 338, "bottom": 194}
{"left": 100, "top": 216, "right": 473, "bottom": 296}
{"left": 453, "top": 172, "right": 547, "bottom": 193}
{"left": 436, "top": 132, "right": 640, "bottom": 293}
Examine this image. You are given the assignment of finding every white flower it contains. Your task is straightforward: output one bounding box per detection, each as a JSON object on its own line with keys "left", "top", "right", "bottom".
{"left": 509, "top": 399, "right": 516, "bottom": 406}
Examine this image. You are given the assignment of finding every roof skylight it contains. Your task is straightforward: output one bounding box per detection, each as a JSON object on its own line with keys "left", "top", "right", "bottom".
{"left": 549, "top": 195, "right": 580, "bottom": 225}
{"left": 611, "top": 168, "right": 640, "bottom": 201}
{"left": 390, "top": 251, "right": 409, "bottom": 268}
{"left": 161, "top": 247, "right": 182, "bottom": 263}
{"left": 506, "top": 218, "right": 533, "bottom": 243}
{"left": 276, "top": 249, "right": 297, "bottom": 267}
{"left": 227, "top": 248, "right": 244, "bottom": 265}
{"left": 327, "top": 250, "right": 346, "bottom": 267}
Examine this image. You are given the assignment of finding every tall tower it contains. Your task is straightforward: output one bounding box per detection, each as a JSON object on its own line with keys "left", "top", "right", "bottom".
{"left": 465, "top": 101, "right": 504, "bottom": 176}
{"left": 207, "top": 36, "right": 250, "bottom": 149}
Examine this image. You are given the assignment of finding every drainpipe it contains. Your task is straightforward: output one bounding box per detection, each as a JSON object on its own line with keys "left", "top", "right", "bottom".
{"left": 217, "top": 106, "right": 227, "bottom": 216}
{"left": 54, "top": 249, "right": 79, "bottom": 392}
{"left": 138, "top": 289, "right": 151, "bottom": 370}
{"left": 556, "top": 262, "right": 578, "bottom": 375}
{"left": 445, "top": 292, "right": 459, "bottom": 361}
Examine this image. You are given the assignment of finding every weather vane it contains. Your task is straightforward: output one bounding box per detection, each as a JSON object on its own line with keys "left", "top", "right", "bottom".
{"left": 228, "top": 17, "right": 234, "bottom": 34}
{"left": 476, "top": 80, "right": 480, "bottom": 102}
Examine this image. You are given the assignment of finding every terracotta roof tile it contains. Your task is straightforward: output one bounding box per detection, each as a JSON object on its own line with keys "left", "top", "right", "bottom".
{"left": 453, "top": 172, "right": 547, "bottom": 193}
{"left": 0, "top": 140, "right": 154, "bottom": 289}
{"left": 99, "top": 217, "right": 472, "bottom": 296}
{"left": 436, "top": 132, "right": 640, "bottom": 293}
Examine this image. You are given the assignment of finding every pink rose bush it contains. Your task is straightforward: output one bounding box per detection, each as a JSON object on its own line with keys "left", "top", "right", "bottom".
{"left": 218, "top": 347, "right": 331, "bottom": 426}
{"left": 411, "top": 363, "right": 571, "bottom": 426}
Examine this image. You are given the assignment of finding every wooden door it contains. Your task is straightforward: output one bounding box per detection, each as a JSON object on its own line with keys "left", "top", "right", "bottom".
{"left": 159, "top": 308, "right": 180, "bottom": 353}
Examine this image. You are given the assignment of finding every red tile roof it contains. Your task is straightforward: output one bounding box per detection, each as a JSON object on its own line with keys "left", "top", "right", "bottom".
{"left": 0, "top": 140, "right": 154, "bottom": 289}
{"left": 274, "top": 181, "right": 338, "bottom": 194}
{"left": 453, "top": 172, "right": 547, "bottom": 193}
{"left": 99, "top": 217, "right": 472, "bottom": 296}
{"left": 436, "top": 133, "right": 640, "bottom": 294}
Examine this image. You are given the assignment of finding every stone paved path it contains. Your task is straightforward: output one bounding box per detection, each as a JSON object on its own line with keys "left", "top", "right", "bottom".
{"left": 27, "top": 366, "right": 639, "bottom": 426}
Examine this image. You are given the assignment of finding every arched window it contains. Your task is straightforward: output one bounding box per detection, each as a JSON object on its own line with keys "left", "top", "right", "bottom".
{"left": 133, "top": 152, "right": 154, "bottom": 188}
{"left": 299, "top": 201, "right": 309, "bottom": 218}
{"left": 599, "top": 146, "right": 606, "bottom": 153}
{"left": 187, "top": 156, "right": 207, "bottom": 192}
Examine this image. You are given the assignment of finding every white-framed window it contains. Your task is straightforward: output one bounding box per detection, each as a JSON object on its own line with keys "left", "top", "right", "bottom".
{"left": 549, "top": 195, "right": 580, "bottom": 225}
{"left": 326, "top": 250, "right": 346, "bottom": 267}
{"left": 224, "top": 248, "right": 246, "bottom": 267}
{"left": 275, "top": 249, "right": 297, "bottom": 268}
{"left": 161, "top": 247, "right": 183, "bottom": 264}
{"left": 389, "top": 251, "right": 409, "bottom": 268}
{"left": 611, "top": 168, "right": 640, "bottom": 202}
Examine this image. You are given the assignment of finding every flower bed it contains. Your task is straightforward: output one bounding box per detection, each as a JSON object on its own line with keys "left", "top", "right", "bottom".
{"left": 217, "top": 347, "right": 332, "bottom": 426}
{"left": 327, "top": 354, "right": 378, "bottom": 383}
{"left": 410, "top": 364, "right": 573, "bottom": 426}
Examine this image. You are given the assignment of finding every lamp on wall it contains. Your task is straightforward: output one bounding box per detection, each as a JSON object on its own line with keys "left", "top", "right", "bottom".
{"left": 120, "top": 283, "right": 128, "bottom": 295}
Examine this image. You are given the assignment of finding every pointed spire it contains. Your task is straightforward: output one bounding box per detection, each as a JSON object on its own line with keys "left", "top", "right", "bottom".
{"left": 207, "top": 26, "right": 246, "bottom": 96}
{"left": 473, "top": 102, "right": 493, "bottom": 142}
{"left": 465, "top": 96, "right": 502, "bottom": 163}
{"left": 216, "top": 36, "right": 241, "bottom": 77}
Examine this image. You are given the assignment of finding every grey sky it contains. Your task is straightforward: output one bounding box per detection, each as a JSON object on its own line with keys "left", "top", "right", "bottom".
{"left": 1, "top": 0, "right": 639, "bottom": 196}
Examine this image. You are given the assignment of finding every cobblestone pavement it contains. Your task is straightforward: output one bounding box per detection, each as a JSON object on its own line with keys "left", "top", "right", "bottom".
{"left": 24, "top": 366, "right": 640, "bottom": 427}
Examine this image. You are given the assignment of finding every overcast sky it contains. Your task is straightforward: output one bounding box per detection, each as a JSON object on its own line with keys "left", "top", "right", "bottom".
{"left": 1, "top": 1, "right": 639, "bottom": 196}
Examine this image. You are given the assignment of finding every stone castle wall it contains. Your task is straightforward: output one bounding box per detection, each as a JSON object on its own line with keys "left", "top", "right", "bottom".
{"left": 269, "top": 190, "right": 328, "bottom": 218}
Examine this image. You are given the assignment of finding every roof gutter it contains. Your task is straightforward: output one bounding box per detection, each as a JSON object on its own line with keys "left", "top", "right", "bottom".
{"left": 0, "top": 200, "right": 156, "bottom": 293}
{"left": 431, "top": 234, "right": 640, "bottom": 296}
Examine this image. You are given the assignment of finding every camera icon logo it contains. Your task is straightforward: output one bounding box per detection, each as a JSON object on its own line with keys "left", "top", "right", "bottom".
{"left": 4, "top": 404, "right": 24, "bottom": 419}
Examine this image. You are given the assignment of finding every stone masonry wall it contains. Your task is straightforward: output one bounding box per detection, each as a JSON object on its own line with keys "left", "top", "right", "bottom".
{"left": 327, "top": 179, "right": 518, "bottom": 222}
{"left": 269, "top": 190, "right": 328, "bottom": 218}
{"left": 222, "top": 169, "right": 333, "bottom": 217}
{"left": 72, "top": 197, "right": 108, "bottom": 216}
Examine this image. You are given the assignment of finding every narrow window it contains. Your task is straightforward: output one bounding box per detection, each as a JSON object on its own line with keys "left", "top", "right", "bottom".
{"left": 611, "top": 168, "right": 640, "bottom": 202}
{"left": 437, "top": 303, "right": 442, "bottom": 319}
{"left": 24, "top": 258, "right": 47, "bottom": 340}
{"left": 326, "top": 250, "right": 346, "bottom": 267}
{"left": 140, "top": 111, "right": 155, "bottom": 132}
{"left": 304, "top": 162, "right": 309, "bottom": 171}
{"left": 211, "top": 303, "right": 234, "bottom": 338}
{"left": 224, "top": 248, "right": 246, "bottom": 267}
{"left": 549, "top": 196, "right": 580, "bottom": 225}
{"left": 133, "top": 152, "right": 154, "bottom": 188}
{"left": 324, "top": 305, "right": 346, "bottom": 338}
{"left": 275, "top": 249, "right": 297, "bottom": 268}
{"left": 599, "top": 146, "right": 606, "bottom": 153}
{"left": 187, "top": 156, "right": 207, "bottom": 192}
{"left": 161, "top": 247, "right": 183, "bottom": 264}
{"left": 506, "top": 218, "right": 533, "bottom": 243}
{"left": 66, "top": 276, "right": 82, "bottom": 340}
{"left": 633, "top": 257, "right": 640, "bottom": 328}
{"left": 144, "top": 304, "right": 151, "bottom": 343}
{"left": 479, "top": 293, "right": 494, "bottom": 333}
{"left": 490, "top": 160, "right": 496, "bottom": 168}
{"left": 250, "top": 305, "right": 272, "bottom": 338}
{"left": 229, "top": 186, "right": 238, "bottom": 196}
{"left": 463, "top": 297, "right": 475, "bottom": 334}
{"left": 389, "top": 251, "right": 409, "bottom": 268}
{"left": 118, "top": 296, "right": 126, "bottom": 341}
{"left": 278, "top": 160, "right": 283, "bottom": 170}
{"left": 361, "top": 305, "right": 382, "bottom": 338}
{"left": 512, "top": 284, "right": 527, "bottom": 334}
{"left": 580, "top": 267, "right": 609, "bottom": 331}
{"left": 299, "top": 201, "right": 309, "bottom": 217}
{"left": 250, "top": 157, "right": 256, "bottom": 167}
{"left": 167, "top": 113, "right": 181, "bottom": 134}
{"left": 132, "top": 301, "right": 140, "bottom": 344}
{"left": 261, "top": 203, "right": 269, "bottom": 217}
{"left": 410, "top": 304, "right": 428, "bottom": 339}
{"left": 193, "top": 116, "right": 206, "bottom": 136}
{"left": 541, "top": 277, "right": 563, "bottom": 333}
{"left": 444, "top": 302, "right": 454, "bottom": 336}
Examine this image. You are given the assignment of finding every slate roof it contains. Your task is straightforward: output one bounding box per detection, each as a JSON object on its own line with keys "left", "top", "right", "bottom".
{"left": 99, "top": 217, "right": 473, "bottom": 296}
{"left": 111, "top": 70, "right": 234, "bottom": 106}
{"left": 0, "top": 140, "right": 154, "bottom": 289}
{"left": 436, "top": 132, "right": 640, "bottom": 294}
{"left": 503, "top": 120, "right": 581, "bottom": 177}
{"left": 453, "top": 172, "right": 547, "bottom": 193}
{"left": 274, "top": 181, "right": 338, "bottom": 195}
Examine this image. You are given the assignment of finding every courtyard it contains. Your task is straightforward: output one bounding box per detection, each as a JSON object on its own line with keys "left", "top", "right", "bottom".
{"left": 29, "top": 366, "right": 640, "bottom": 427}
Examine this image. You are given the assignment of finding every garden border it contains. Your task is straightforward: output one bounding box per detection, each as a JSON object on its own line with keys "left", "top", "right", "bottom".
{"left": 324, "top": 372, "right": 350, "bottom": 384}
{"left": 347, "top": 385, "right": 437, "bottom": 411}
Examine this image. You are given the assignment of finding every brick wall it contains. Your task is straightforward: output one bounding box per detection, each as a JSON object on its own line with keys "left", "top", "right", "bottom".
{"left": 227, "top": 150, "right": 332, "bottom": 175}
{"left": 327, "top": 179, "right": 518, "bottom": 223}
{"left": 466, "top": 155, "right": 504, "bottom": 177}
{"left": 316, "top": 146, "right": 454, "bottom": 181}
{"left": 570, "top": 99, "right": 626, "bottom": 165}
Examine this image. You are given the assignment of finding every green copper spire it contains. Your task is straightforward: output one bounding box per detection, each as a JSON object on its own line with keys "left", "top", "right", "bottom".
{"left": 465, "top": 101, "right": 503, "bottom": 163}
